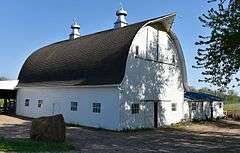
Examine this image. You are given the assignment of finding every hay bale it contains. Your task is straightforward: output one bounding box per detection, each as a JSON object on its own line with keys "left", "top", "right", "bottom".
{"left": 30, "top": 114, "right": 65, "bottom": 142}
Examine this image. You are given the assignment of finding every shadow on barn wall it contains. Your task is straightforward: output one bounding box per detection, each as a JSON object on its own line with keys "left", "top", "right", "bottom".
{"left": 119, "top": 28, "right": 184, "bottom": 129}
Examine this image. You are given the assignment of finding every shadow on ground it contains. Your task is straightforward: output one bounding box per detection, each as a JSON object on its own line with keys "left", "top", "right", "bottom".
{"left": 0, "top": 123, "right": 30, "bottom": 139}
{"left": 0, "top": 115, "right": 240, "bottom": 153}
{"left": 66, "top": 122, "right": 240, "bottom": 153}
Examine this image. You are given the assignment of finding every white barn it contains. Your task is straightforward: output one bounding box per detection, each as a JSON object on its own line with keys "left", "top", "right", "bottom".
{"left": 16, "top": 9, "right": 189, "bottom": 130}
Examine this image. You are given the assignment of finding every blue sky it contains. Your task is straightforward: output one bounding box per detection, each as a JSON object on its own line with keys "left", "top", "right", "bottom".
{"left": 0, "top": 0, "right": 217, "bottom": 90}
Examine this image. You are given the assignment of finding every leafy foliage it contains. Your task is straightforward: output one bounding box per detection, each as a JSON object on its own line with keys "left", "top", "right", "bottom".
{"left": 0, "top": 77, "right": 8, "bottom": 81}
{"left": 194, "top": 0, "right": 240, "bottom": 89}
{"left": 189, "top": 86, "right": 240, "bottom": 111}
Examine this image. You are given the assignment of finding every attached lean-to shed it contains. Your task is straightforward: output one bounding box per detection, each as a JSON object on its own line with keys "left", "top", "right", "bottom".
{"left": 0, "top": 80, "right": 18, "bottom": 114}
{"left": 184, "top": 92, "right": 224, "bottom": 120}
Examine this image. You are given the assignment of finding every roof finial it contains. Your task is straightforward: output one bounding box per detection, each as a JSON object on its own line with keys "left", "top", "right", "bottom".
{"left": 120, "top": 2, "right": 123, "bottom": 9}
{"left": 114, "top": 4, "right": 128, "bottom": 29}
{"left": 73, "top": 18, "right": 77, "bottom": 25}
{"left": 69, "top": 18, "right": 80, "bottom": 40}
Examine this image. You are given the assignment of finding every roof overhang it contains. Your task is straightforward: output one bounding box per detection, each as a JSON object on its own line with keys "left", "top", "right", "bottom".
{"left": 135, "top": 13, "right": 189, "bottom": 91}
{"left": 184, "top": 92, "right": 224, "bottom": 102}
{"left": 142, "top": 13, "right": 176, "bottom": 32}
{"left": 0, "top": 80, "right": 19, "bottom": 90}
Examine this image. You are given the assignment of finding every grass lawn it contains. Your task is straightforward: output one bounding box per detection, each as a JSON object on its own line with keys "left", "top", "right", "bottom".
{"left": 224, "top": 103, "right": 240, "bottom": 112}
{"left": 0, "top": 138, "right": 75, "bottom": 152}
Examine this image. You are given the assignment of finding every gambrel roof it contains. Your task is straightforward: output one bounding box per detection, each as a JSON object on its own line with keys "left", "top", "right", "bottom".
{"left": 18, "top": 13, "right": 188, "bottom": 89}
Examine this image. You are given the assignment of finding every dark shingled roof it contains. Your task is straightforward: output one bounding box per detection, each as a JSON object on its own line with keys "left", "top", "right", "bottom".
{"left": 184, "top": 92, "right": 223, "bottom": 102}
{"left": 18, "top": 14, "right": 178, "bottom": 87}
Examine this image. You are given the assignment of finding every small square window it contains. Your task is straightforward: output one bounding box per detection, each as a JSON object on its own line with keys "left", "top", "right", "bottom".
{"left": 131, "top": 103, "right": 140, "bottom": 114}
{"left": 71, "top": 102, "right": 78, "bottom": 111}
{"left": 172, "top": 103, "right": 177, "bottom": 111}
{"left": 219, "top": 103, "right": 223, "bottom": 109}
{"left": 93, "top": 103, "right": 101, "bottom": 113}
{"left": 192, "top": 103, "right": 197, "bottom": 111}
{"left": 172, "top": 55, "right": 176, "bottom": 63}
{"left": 37, "top": 100, "right": 43, "bottom": 108}
{"left": 25, "top": 99, "right": 30, "bottom": 107}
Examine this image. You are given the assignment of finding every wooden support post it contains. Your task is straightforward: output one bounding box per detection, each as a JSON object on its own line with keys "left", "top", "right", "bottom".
{"left": 210, "top": 102, "right": 213, "bottom": 120}
{"left": 3, "top": 99, "right": 7, "bottom": 114}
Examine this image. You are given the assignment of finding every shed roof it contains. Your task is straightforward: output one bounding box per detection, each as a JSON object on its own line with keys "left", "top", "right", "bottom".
{"left": 184, "top": 91, "right": 223, "bottom": 102}
{"left": 0, "top": 80, "right": 18, "bottom": 90}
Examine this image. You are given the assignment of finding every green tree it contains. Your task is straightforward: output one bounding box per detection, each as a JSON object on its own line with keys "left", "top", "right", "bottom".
{"left": 194, "top": 0, "right": 240, "bottom": 89}
{"left": 189, "top": 86, "right": 240, "bottom": 104}
{"left": 0, "top": 77, "right": 8, "bottom": 81}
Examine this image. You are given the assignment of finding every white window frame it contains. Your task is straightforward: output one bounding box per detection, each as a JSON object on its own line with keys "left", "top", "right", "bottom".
{"left": 172, "top": 54, "right": 176, "bottom": 63}
{"left": 37, "top": 100, "right": 43, "bottom": 108}
{"left": 71, "top": 102, "right": 78, "bottom": 111}
{"left": 25, "top": 99, "right": 30, "bottom": 107}
{"left": 192, "top": 103, "right": 197, "bottom": 111}
{"left": 135, "top": 45, "right": 139, "bottom": 56}
{"left": 131, "top": 103, "right": 140, "bottom": 114}
{"left": 219, "top": 102, "right": 223, "bottom": 109}
{"left": 171, "top": 103, "right": 177, "bottom": 111}
{"left": 92, "top": 103, "right": 101, "bottom": 113}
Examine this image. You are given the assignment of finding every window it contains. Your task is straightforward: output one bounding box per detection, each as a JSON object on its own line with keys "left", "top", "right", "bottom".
{"left": 131, "top": 103, "right": 140, "bottom": 114}
{"left": 219, "top": 103, "right": 223, "bottom": 109}
{"left": 71, "top": 102, "right": 78, "bottom": 111}
{"left": 37, "top": 100, "right": 43, "bottom": 108}
{"left": 93, "top": 103, "right": 101, "bottom": 113}
{"left": 25, "top": 99, "right": 30, "bottom": 107}
{"left": 172, "top": 103, "right": 177, "bottom": 111}
{"left": 192, "top": 103, "right": 197, "bottom": 111}
{"left": 147, "top": 40, "right": 158, "bottom": 61}
{"left": 172, "top": 54, "right": 176, "bottom": 63}
{"left": 135, "top": 46, "right": 139, "bottom": 56}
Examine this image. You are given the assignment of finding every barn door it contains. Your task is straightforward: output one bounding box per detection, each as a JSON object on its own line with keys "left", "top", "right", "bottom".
{"left": 52, "top": 103, "right": 56, "bottom": 115}
{"left": 51, "top": 97, "right": 62, "bottom": 115}
{"left": 52, "top": 102, "right": 62, "bottom": 115}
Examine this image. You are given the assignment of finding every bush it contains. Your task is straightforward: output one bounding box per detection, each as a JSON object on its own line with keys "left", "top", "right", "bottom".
{"left": 226, "top": 111, "right": 240, "bottom": 121}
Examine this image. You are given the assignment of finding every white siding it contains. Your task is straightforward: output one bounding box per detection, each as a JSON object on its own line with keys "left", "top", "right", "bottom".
{"left": 213, "top": 101, "right": 224, "bottom": 118}
{"left": 188, "top": 101, "right": 224, "bottom": 120}
{"left": 16, "top": 23, "right": 188, "bottom": 131}
{"left": 16, "top": 87, "right": 121, "bottom": 130}
{"left": 119, "top": 25, "right": 185, "bottom": 129}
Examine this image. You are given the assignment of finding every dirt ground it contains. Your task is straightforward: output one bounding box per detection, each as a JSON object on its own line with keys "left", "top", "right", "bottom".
{"left": 0, "top": 115, "right": 240, "bottom": 153}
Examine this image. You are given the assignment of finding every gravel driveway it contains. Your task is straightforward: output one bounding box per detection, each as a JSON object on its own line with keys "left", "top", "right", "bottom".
{"left": 0, "top": 115, "right": 240, "bottom": 153}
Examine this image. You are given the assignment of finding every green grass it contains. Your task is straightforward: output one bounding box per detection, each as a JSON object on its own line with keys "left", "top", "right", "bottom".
{"left": 0, "top": 138, "right": 75, "bottom": 152}
{"left": 224, "top": 103, "right": 240, "bottom": 112}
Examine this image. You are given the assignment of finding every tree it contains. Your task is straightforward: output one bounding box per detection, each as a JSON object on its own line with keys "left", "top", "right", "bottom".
{"left": 194, "top": 0, "right": 240, "bottom": 89}
{"left": 189, "top": 86, "right": 240, "bottom": 104}
{"left": 0, "top": 77, "right": 8, "bottom": 81}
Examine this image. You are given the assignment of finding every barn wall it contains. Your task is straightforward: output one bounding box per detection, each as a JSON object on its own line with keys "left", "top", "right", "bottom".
{"left": 188, "top": 101, "right": 224, "bottom": 120}
{"left": 212, "top": 101, "right": 224, "bottom": 118}
{"left": 119, "top": 25, "right": 185, "bottom": 129}
{"left": 16, "top": 87, "right": 121, "bottom": 130}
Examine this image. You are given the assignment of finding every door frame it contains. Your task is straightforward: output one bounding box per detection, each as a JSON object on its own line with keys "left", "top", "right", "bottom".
{"left": 154, "top": 102, "right": 158, "bottom": 128}
{"left": 140, "top": 99, "right": 170, "bottom": 128}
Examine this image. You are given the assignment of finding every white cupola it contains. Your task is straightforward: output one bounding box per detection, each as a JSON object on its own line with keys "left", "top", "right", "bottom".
{"left": 69, "top": 20, "right": 80, "bottom": 40}
{"left": 114, "top": 7, "right": 128, "bottom": 29}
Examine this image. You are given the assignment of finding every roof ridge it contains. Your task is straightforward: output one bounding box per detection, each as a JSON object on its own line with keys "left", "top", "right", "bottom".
{"left": 36, "top": 13, "right": 176, "bottom": 49}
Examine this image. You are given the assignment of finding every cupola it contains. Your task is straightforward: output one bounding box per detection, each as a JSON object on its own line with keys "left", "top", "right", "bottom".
{"left": 114, "top": 7, "right": 128, "bottom": 28}
{"left": 69, "top": 20, "right": 80, "bottom": 40}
